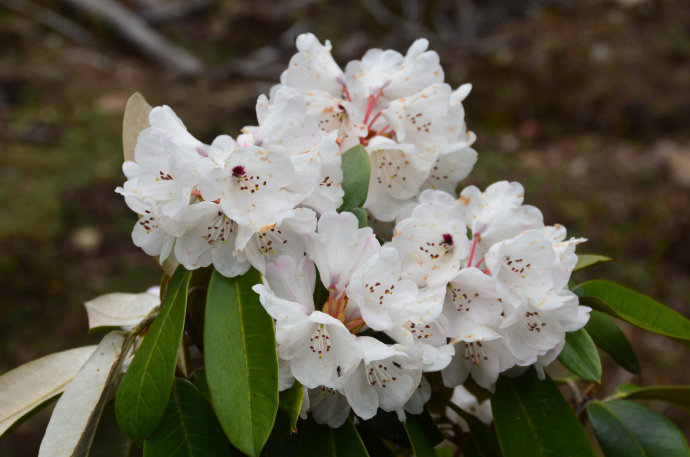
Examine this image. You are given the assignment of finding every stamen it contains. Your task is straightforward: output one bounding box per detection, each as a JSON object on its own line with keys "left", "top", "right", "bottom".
{"left": 464, "top": 341, "right": 488, "bottom": 365}
{"left": 376, "top": 124, "right": 390, "bottom": 136}
{"left": 365, "top": 360, "right": 398, "bottom": 388}
{"left": 341, "top": 83, "right": 352, "bottom": 102}
{"left": 406, "top": 320, "right": 432, "bottom": 339}
{"left": 367, "top": 111, "right": 382, "bottom": 130}
{"left": 524, "top": 311, "right": 546, "bottom": 333}
{"left": 363, "top": 88, "right": 384, "bottom": 125}
{"left": 308, "top": 324, "right": 332, "bottom": 359}
{"left": 467, "top": 234, "right": 480, "bottom": 267}
{"left": 203, "top": 210, "right": 234, "bottom": 245}
{"left": 345, "top": 318, "right": 364, "bottom": 332}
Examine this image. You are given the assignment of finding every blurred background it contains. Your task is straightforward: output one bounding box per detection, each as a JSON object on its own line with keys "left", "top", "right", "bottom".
{"left": 0, "top": 0, "right": 689, "bottom": 454}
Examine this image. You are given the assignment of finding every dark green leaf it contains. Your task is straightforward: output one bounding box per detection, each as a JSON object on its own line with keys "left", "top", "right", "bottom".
{"left": 587, "top": 401, "right": 647, "bottom": 457}
{"left": 585, "top": 311, "right": 639, "bottom": 374}
{"left": 356, "top": 426, "right": 395, "bottom": 457}
{"left": 404, "top": 414, "right": 436, "bottom": 457}
{"left": 458, "top": 411, "right": 502, "bottom": 457}
{"left": 143, "top": 379, "right": 235, "bottom": 457}
{"left": 416, "top": 409, "right": 445, "bottom": 446}
{"left": 491, "top": 369, "right": 596, "bottom": 457}
{"left": 339, "top": 144, "right": 370, "bottom": 211}
{"left": 575, "top": 280, "right": 690, "bottom": 343}
{"left": 297, "top": 417, "right": 369, "bottom": 457}
{"left": 587, "top": 399, "right": 690, "bottom": 457}
{"left": 558, "top": 328, "right": 602, "bottom": 382}
{"left": 573, "top": 254, "right": 612, "bottom": 272}
{"left": 358, "top": 410, "right": 410, "bottom": 448}
{"left": 436, "top": 446, "right": 455, "bottom": 457}
{"left": 116, "top": 267, "right": 192, "bottom": 441}
{"left": 191, "top": 369, "right": 211, "bottom": 404}
{"left": 615, "top": 384, "right": 690, "bottom": 415}
{"left": 204, "top": 269, "right": 279, "bottom": 457}
{"left": 349, "top": 207, "right": 368, "bottom": 228}
{"left": 279, "top": 382, "right": 304, "bottom": 433}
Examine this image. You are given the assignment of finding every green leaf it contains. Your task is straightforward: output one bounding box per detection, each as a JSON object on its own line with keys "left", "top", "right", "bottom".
{"left": 191, "top": 369, "right": 211, "bottom": 404}
{"left": 39, "top": 331, "right": 130, "bottom": 457}
{"left": 457, "top": 410, "right": 502, "bottom": 457}
{"left": 204, "top": 269, "right": 279, "bottom": 457}
{"left": 575, "top": 280, "right": 690, "bottom": 343}
{"left": 297, "top": 417, "right": 369, "bottom": 457}
{"left": 436, "top": 446, "right": 455, "bottom": 457}
{"left": 349, "top": 207, "right": 368, "bottom": 228}
{"left": 143, "top": 379, "right": 235, "bottom": 457}
{"left": 403, "top": 414, "right": 436, "bottom": 457}
{"left": 573, "top": 254, "right": 612, "bottom": 272}
{"left": 279, "top": 382, "right": 304, "bottom": 433}
{"left": 339, "top": 144, "right": 370, "bottom": 211}
{"left": 585, "top": 311, "right": 639, "bottom": 374}
{"left": 615, "top": 384, "right": 690, "bottom": 415}
{"left": 557, "top": 328, "right": 602, "bottom": 382}
{"left": 587, "top": 399, "right": 690, "bottom": 457}
{"left": 115, "top": 266, "right": 192, "bottom": 441}
{"left": 357, "top": 426, "right": 396, "bottom": 457}
{"left": 491, "top": 369, "right": 596, "bottom": 457}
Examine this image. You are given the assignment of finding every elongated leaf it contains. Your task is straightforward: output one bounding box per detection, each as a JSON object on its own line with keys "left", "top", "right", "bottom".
{"left": 574, "top": 254, "right": 612, "bottom": 272}
{"left": 454, "top": 408, "right": 502, "bottom": 457}
{"left": 491, "top": 369, "right": 596, "bottom": 457}
{"left": 616, "top": 384, "right": 690, "bottom": 414}
{"left": 575, "top": 280, "right": 690, "bottom": 343}
{"left": 404, "top": 414, "right": 436, "bottom": 457}
{"left": 115, "top": 267, "right": 192, "bottom": 441}
{"left": 587, "top": 401, "right": 647, "bottom": 457}
{"left": 585, "top": 311, "right": 639, "bottom": 373}
{"left": 85, "top": 292, "right": 160, "bottom": 331}
{"left": 588, "top": 399, "right": 690, "bottom": 457}
{"left": 191, "top": 368, "right": 211, "bottom": 404}
{"left": 0, "top": 346, "right": 97, "bottom": 437}
{"left": 357, "top": 426, "right": 395, "bottom": 457}
{"left": 39, "top": 332, "right": 129, "bottom": 456}
{"left": 339, "top": 144, "right": 370, "bottom": 211}
{"left": 279, "top": 382, "right": 304, "bottom": 433}
{"left": 143, "top": 379, "right": 235, "bottom": 457}
{"left": 558, "top": 329, "right": 602, "bottom": 382}
{"left": 297, "top": 418, "right": 369, "bottom": 457}
{"left": 122, "top": 92, "right": 152, "bottom": 162}
{"left": 204, "top": 269, "right": 278, "bottom": 457}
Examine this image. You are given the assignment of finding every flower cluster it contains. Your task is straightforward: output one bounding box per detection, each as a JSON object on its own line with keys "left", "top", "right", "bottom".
{"left": 117, "top": 34, "right": 590, "bottom": 427}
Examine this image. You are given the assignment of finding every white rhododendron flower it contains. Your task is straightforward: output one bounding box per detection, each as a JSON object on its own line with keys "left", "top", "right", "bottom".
{"left": 391, "top": 190, "right": 470, "bottom": 287}
{"left": 115, "top": 33, "right": 593, "bottom": 425}
{"left": 275, "top": 33, "right": 477, "bottom": 221}
{"left": 446, "top": 385, "right": 493, "bottom": 430}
